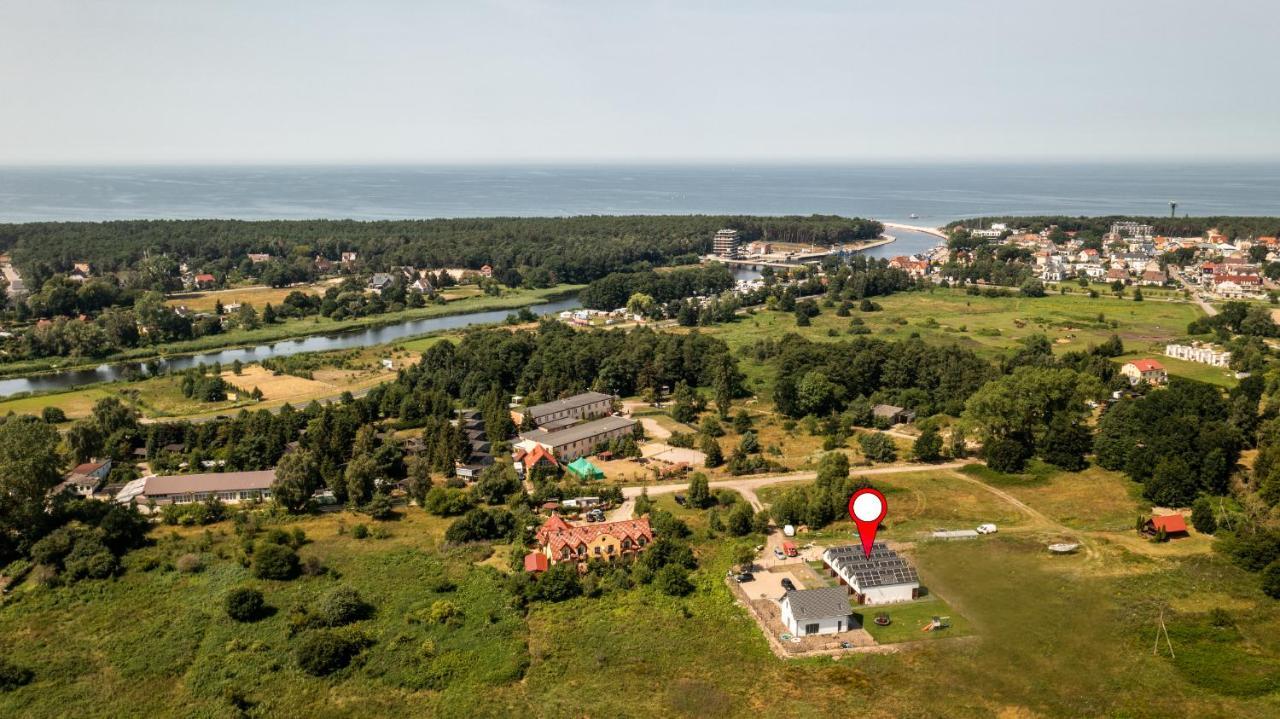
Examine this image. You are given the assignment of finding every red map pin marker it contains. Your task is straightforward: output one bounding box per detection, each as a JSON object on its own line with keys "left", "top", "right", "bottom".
{"left": 848, "top": 488, "right": 887, "bottom": 558}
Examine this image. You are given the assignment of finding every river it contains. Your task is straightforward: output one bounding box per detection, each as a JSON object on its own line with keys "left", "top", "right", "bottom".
{"left": 0, "top": 295, "right": 582, "bottom": 398}
{"left": 0, "top": 231, "right": 943, "bottom": 400}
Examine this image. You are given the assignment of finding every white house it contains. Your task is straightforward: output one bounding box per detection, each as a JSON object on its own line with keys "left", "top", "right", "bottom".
{"left": 779, "top": 586, "right": 855, "bottom": 637}
{"left": 823, "top": 543, "right": 920, "bottom": 605}
{"left": 1120, "top": 359, "right": 1168, "bottom": 385}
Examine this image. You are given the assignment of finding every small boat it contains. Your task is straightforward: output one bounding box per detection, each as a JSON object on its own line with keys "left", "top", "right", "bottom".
{"left": 909, "top": 213, "right": 919, "bottom": 219}
{"left": 1048, "top": 542, "right": 1080, "bottom": 554}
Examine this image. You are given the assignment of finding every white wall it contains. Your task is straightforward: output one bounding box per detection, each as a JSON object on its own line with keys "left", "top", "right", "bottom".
{"left": 860, "top": 583, "right": 917, "bottom": 605}
{"left": 781, "top": 601, "right": 850, "bottom": 636}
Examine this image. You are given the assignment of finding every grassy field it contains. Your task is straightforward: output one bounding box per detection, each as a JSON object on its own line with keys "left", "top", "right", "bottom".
{"left": 3, "top": 463, "right": 1280, "bottom": 717}
{"left": 165, "top": 281, "right": 336, "bottom": 312}
{"left": 706, "top": 287, "right": 1203, "bottom": 362}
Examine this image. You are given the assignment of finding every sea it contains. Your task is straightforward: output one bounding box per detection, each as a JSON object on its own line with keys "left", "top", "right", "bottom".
{"left": 0, "top": 161, "right": 1276, "bottom": 396}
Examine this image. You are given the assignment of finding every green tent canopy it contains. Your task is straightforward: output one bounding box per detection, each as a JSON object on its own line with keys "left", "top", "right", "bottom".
{"left": 566, "top": 457, "right": 605, "bottom": 480}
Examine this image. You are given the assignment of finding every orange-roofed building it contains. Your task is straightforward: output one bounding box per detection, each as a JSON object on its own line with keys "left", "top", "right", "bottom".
{"left": 1120, "top": 359, "right": 1167, "bottom": 386}
{"left": 532, "top": 513, "right": 654, "bottom": 565}
{"left": 523, "top": 552, "right": 549, "bottom": 572}
{"left": 1144, "top": 514, "right": 1188, "bottom": 537}
{"left": 516, "top": 444, "right": 559, "bottom": 474}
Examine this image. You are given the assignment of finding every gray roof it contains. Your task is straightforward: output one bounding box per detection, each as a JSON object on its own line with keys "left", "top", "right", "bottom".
{"left": 520, "top": 415, "right": 635, "bottom": 448}
{"left": 824, "top": 543, "right": 920, "bottom": 588}
{"left": 783, "top": 586, "right": 853, "bottom": 621}
{"left": 143, "top": 470, "right": 276, "bottom": 496}
{"left": 872, "top": 404, "right": 905, "bottom": 417}
{"left": 524, "top": 391, "right": 613, "bottom": 420}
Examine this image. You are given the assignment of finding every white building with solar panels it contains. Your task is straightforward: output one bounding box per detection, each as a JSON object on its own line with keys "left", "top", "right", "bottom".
{"left": 822, "top": 542, "right": 920, "bottom": 605}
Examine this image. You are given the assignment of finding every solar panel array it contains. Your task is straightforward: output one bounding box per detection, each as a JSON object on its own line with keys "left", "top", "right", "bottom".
{"left": 823, "top": 543, "right": 919, "bottom": 588}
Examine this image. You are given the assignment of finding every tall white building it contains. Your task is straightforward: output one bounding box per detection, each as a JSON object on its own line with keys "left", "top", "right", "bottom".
{"left": 713, "top": 229, "right": 741, "bottom": 258}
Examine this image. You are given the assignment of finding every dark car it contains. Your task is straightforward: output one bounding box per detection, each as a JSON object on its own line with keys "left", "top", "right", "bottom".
{"left": 735, "top": 572, "right": 754, "bottom": 583}
{"left": 781, "top": 578, "right": 796, "bottom": 592}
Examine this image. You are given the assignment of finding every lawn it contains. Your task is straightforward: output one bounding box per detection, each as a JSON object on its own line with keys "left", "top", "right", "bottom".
{"left": 857, "top": 594, "right": 971, "bottom": 644}
{"left": 1114, "top": 352, "right": 1238, "bottom": 387}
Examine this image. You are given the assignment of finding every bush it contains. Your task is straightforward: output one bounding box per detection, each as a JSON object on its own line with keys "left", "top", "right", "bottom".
{"left": 351, "top": 523, "right": 369, "bottom": 539}
{"left": 224, "top": 587, "right": 266, "bottom": 622}
{"left": 984, "top": 437, "right": 1029, "bottom": 473}
{"left": 1263, "top": 560, "right": 1280, "bottom": 600}
{"left": 655, "top": 564, "right": 694, "bottom": 596}
{"left": 175, "top": 553, "right": 203, "bottom": 573}
{"left": 0, "top": 658, "right": 33, "bottom": 692}
{"left": 857, "top": 432, "right": 897, "bottom": 463}
{"left": 428, "top": 599, "right": 461, "bottom": 625}
{"left": 252, "top": 543, "right": 300, "bottom": 580}
{"left": 41, "top": 406, "right": 67, "bottom": 424}
{"left": 316, "top": 586, "right": 372, "bottom": 627}
{"left": 294, "top": 629, "right": 368, "bottom": 676}
{"left": 1191, "top": 496, "right": 1218, "bottom": 535}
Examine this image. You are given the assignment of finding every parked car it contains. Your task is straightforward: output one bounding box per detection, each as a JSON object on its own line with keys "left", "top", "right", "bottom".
{"left": 735, "top": 572, "right": 754, "bottom": 583}
{"left": 586, "top": 509, "right": 606, "bottom": 522}
{"left": 976, "top": 523, "right": 998, "bottom": 534}
{"left": 674, "top": 494, "right": 686, "bottom": 506}
{"left": 781, "top": 578, "right": 796, "bottom": 592}
{"left": 773, "top": 549, "right": 785, "bottom": 559}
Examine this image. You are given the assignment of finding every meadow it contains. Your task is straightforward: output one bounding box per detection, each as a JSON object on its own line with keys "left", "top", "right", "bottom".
{"left": 2, "top": 458, "right": 1279, "bottom": 717}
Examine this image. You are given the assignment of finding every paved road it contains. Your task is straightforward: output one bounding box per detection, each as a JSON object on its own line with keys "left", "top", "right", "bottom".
{"left": 1173, "top": 270, "right": 1218, "bottom": 317}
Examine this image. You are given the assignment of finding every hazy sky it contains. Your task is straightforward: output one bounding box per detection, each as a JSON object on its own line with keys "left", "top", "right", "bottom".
{"left": 2, "top": 0, "right": 1277, "bottom": 164}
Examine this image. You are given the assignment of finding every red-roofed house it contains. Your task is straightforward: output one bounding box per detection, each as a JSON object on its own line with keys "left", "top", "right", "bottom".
{"left": 515, "top": 444, "right": 559, "bottom": 474}
{"left": 1143, "top": 514, "right": 1188, "bottom": 537}
{"left": 531, "top": 513, "right": 654, "bottom": 565}
{"left": 194, "top": 273, "right": 216, "bottom": 289}
{"left": 1120, "top": 359, "right": 1167, "bottom": 386}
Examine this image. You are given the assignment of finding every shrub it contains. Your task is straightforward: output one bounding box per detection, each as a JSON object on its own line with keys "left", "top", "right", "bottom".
{"left": 655, "top": 564, "right": 694, "bottom": 596}
{"left": 351, "top": 524, "right": 369, "bottom": 539}
{"left": 428, "top": 599, "right": 461, "bottom": 625}
{"left": 225, "top": 587, "right": 266, "bottom": 622}
{"left": 175, "top": 553, "right": 203, "bottom": 573}
{"left": 252, "top": 543, "right": 300, "bottom": 580}
{"left": 294, "top": 630, "right": 368, "bottom": 676}
{"left": 316, "top": 586, "right": 372, "bottom": 627}
{"left": 1191, "top": 496, "right": 1218, "bottom": 535}
{"left": 1263, "top": 560, "right": 1280, "bottom": 600}
{"left": 984, "top": 437, "right": 1029, "bottom": 474}
{"left": 858, "top": 432, "right": 897, "bottom": 463}
{"left": 0, "top": 658, "right": 33, "bottom": 692}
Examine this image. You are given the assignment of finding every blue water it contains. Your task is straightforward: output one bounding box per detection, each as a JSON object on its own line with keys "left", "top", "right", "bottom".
{"left": 2, "top": 163, "right": 1278, "bottom": 225}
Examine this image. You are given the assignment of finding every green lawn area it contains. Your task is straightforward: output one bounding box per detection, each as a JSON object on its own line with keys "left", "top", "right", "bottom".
{"left": 857, "top": 594, "right": 972, "bottom": 643}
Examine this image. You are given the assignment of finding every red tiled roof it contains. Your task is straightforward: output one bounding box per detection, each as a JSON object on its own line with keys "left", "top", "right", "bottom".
{"left": 1128, "top": 359, "right": 1164, "bottom": 372}
{"left": 535, "top": 514, "right": 654, "bottom": 557}
{"left": 72, "top": 461, "right": 108, "bottom": 475}
{"left": 523, "top": 552, "right": 549, "bottom": 572}
{"left": 521, "top": 444, "right": 558, "bottom": 469}
{"left": 1150, "top": 515, "right": 1187, "bottom": 533}
{"left": 195, "top": 273, "right": 215, "bottom": 282}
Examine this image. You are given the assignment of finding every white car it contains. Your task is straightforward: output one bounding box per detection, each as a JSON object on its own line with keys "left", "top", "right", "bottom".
{"left": 976, "top": 523, "right": 998, "bottom": 535}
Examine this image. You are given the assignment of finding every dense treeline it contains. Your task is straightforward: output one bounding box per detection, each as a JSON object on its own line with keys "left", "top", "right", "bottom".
{"left": 0, "top": 215, "right": 880, "bottom": 287}
{"left": 765, "top": 334, "right": 994, "bottom": 418}
{"left": 579, "top": 264, "right": 735, "bottom": 310}
{"left": 945, "top": 215, "right": 1280, "bottom": 240}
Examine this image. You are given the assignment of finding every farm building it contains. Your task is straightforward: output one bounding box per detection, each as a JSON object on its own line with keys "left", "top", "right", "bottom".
{"left": 780, "top": 586, "right": 855, "bottom": 637}
{"left": 823, "top": 543, "right": 921, "bottom": 605}
{"left": 872, "top": 404, "right": 916, "bottom": 425}
{"left": 1143, "top": 514, "right": 1189, "bottom": 537}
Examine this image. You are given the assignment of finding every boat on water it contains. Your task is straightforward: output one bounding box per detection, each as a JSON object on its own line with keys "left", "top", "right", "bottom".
{"left": 909, "top": 213, "right": 919, "bottom": 219}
